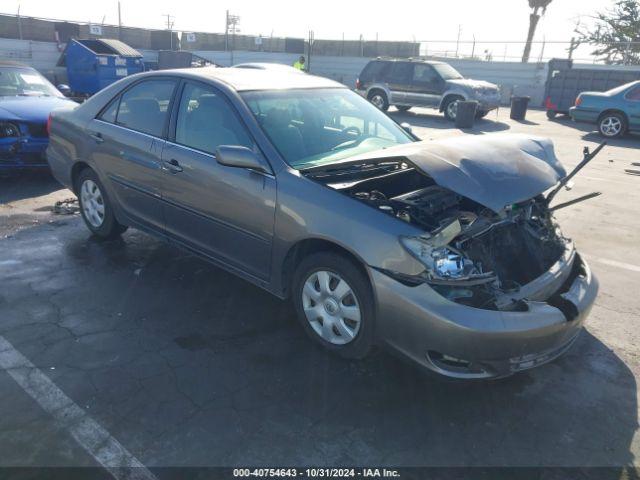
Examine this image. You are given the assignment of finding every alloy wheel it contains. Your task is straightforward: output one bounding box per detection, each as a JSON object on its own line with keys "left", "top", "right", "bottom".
{"left": 80, "top": 179, "right": 105, "bottom": 228}
{"left": 370, "top": 94, "right": 385, "bottom": 109}
{"left": 446, "top": 100, "right": 459, "bottom": 119}
{"left": 301, "top": 270, "right": 361, "bottom": 345}
{"left": 600, "top": 116, "right": 622, "bottom": 137}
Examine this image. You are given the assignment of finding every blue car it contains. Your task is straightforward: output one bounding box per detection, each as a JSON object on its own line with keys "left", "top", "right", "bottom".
{"left": 569, "top": 80, "right": 640, "bottom": 138}
{"left": 0, "top": 61, "right": 76, "bottom": 169}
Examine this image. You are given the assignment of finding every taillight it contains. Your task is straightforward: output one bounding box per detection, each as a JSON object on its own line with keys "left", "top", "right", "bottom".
{"left": 575, "top": 96, "right": 582, "bottom": 106}
{"left": 46, "top": 113, "right": 52, "bottom": 136}
{"left": 355, "top": 78, "right": 361, "bottom": 90}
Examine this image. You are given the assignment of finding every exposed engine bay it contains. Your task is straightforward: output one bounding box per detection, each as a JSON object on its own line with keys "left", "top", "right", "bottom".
{"left": 304, "top": 144, "right": 603, "bottom": 312}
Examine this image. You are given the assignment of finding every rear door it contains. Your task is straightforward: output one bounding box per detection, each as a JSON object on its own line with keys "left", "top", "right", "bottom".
{"left": 406, "top": 63, "right": 444, "bottom": 107}
{"left": 159, "top": 80, "right": 276, "bottom": 281}
{"left": 625, "top": 85, "right": 640, "bottom": 129}
{"left": 386, "top": 62, "right": 413, "bottom": 105}
{"left": 89, "top": 78, "right": 178, "bottom": 233}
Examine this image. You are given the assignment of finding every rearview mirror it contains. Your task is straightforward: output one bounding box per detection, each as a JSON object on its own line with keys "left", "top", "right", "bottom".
{"left": 400, "top": 122, "right": 413, "bottom": 134}
{"left": 216, "top": 145, "right": 270, "bottom": 174}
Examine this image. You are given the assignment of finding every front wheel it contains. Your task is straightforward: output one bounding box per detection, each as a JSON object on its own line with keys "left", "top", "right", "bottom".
{"left": 598, "top": 113, "right": 626, "bottom": 138}
{"left": 77, "top": 168, "right": 127, "bottom": 239}
{"left": 292, "top": 252, "right": 374, "bottom": 359}
{"left": 443, "top": 96, "right": 463, "bottom": 121}
{"left": 396, "top": 105, "right": 411, "bottom": 112}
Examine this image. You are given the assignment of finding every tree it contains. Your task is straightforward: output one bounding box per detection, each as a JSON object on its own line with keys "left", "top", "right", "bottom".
{"left": 522, "top": 0, "right": 553, "bottom": 63}
{"left": 576, "top": 0, "right": 640, "bottom": 65}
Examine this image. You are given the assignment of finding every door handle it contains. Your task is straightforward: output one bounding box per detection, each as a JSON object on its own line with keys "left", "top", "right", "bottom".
{"left": 162, "top": 159, "right": 183, "bottom": 173}
{"left": 88, "top": 131, "right": 104, "bottom": 144}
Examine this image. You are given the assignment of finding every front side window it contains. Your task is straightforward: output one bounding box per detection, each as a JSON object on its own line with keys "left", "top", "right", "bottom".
{"left": 115, "top": 79, "right": 177, "bottom": 137}
{"left": 175, "top": 83, "right": 253, "bottom": 155}
{"left": 433, "top": 63, "right": 463, "bottom": 80}
{"left": 241, "top": 88, "right": 414, "bottom": 169}
{"left": 413, "top": 64, "right": 438, "bottom": 84}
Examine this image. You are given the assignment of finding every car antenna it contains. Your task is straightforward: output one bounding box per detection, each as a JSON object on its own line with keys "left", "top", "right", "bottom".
{"left": 546, "top": 141, "right": 606, "bottom": 205}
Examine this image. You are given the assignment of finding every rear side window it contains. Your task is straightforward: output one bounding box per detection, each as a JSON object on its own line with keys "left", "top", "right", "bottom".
{"left": 175, "top": 82, "right": 253, "bottom": 155}
{"left": 388, "top": 62, "right": 413, "bottom": 83}
{"left": 115, "top": 79, "right": 177, "bottom": 137}
{"left": 361, "top": 61, "right": 389, "bottom": 80}
{"left": 627, "top": 86, "right": 640, "bottom": 101}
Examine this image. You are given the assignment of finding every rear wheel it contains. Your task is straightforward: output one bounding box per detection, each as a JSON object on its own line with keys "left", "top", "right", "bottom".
{"left": 443, "top": 95, "right": 463, "bottom": 121}
{"left": 598, "top": 112, "right": 626, "bottom": 138}
{"left": 475, "top": 110, "right": 489, "bottom": 119}
{"left": 396, "top": 105, "right": 411, "bottom": 112}
{"left": 292, "top": 252, "right": 374, "bottom": 359}
{"left": 77, "top": 168, "right": 127, "bottom": 239}
{"left": 368, "top": 90, "right": 389, "bottom": 111}
{"left": 546, "top": 110, "right": 558, "bottom": 120}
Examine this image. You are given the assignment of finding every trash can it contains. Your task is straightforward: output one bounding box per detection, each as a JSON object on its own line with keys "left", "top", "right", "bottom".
{"left": 455, "top": 101, "right": 478, "bottom": 128}
{"left": 510, "top": 96, "right": 530, "bottom": 120}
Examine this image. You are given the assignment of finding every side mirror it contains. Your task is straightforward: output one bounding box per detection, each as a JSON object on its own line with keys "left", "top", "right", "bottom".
{"left": 216, "top": 145, "right": 270, "bottom": 174}
{"left": 400, "top": 122, "right": 413, "bottom": 134}
{"left": 57, "top": 84, "right": 71, "bottom": 96}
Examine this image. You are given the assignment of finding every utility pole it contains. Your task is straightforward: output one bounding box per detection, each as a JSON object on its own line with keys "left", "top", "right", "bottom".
{"left": 117, "top": 1, "right": 122, "bottom": 40}
{"left": 17, "top": 4, "right": 23, "bottom": 41}
{"left": 162, "top": 14, "right": 175, "bottom": 50}
{"left": 455, "top": 24, "right": 461, "bottom": 58}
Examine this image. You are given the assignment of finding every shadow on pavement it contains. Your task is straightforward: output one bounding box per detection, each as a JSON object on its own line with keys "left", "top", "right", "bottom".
{"left": 0, "top": 222, "right": 636, "bottom": 467}
{"left": 389, "top": 110, "right": 510, "bottom": 135}
{"left": 0, "top": 170, "right": 60, "bottom": 204}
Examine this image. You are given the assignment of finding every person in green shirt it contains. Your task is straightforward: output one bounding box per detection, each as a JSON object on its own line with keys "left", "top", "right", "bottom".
{"left": 293, "top": 56, "right": 306, "bottom": 71}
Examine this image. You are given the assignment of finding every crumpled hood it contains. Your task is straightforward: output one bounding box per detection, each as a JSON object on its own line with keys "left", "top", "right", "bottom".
{"left": 0, "top": 96, "right": 75, "bottom": 123}
{"left": 345, "top": 134, "right": 567, "bottom": 212}
{"left": 446, "top": 78, "right": 499, "bottom": 91}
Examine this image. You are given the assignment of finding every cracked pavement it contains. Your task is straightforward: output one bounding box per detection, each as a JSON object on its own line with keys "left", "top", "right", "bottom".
{"left": 0, "top": 109, "right": 639, "bottom": 469}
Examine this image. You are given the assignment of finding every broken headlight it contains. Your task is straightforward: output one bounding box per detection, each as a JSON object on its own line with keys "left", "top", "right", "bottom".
{"left": 400, "top": 237, "right": 478, "bottom": 281}
{"left": 0, "top": 122, "right": 20, "bottom": 139}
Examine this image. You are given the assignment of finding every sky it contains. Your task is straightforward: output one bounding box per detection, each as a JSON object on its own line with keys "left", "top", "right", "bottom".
{"left": 1, "top": 0, "right": 616, "bottom": 61}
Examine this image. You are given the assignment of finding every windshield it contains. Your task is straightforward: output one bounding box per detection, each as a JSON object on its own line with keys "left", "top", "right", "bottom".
{"left": 0, "top": 67, "right": 62, "bottom": 97}
{"left": 241, "top": 88, "right": 414, "bottom": 169}
{"left": 433, "top": 63, "right": 463, "bottom": 80}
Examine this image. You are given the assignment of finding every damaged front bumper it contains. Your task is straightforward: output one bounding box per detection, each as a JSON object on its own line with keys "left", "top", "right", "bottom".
{"left": 371, "top": 251, "right": 598, "bottom": 379}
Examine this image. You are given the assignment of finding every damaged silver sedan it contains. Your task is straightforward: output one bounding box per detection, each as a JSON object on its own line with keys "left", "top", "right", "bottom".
{"left": 47, "top": 69, "right": 599, "bottom": 379}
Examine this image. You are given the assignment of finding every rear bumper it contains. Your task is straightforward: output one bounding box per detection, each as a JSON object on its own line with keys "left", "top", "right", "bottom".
{"left": 371, "top": 252, "right": 598, "bottom": 379}
{"left": 569, "top": 107, "right": 599, "bottom": 124}
{"left": 0, "top": 137, "right": 49, "bottom": 169}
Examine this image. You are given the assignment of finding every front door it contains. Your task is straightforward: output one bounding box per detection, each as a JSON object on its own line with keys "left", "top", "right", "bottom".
{"left": 405, "top": 63, "right": 444, "bottom": 107}
{"left": 160, "top": 81, "right": 276, "bottom": 281}
{"left": 89, "top": 78, "right": 178, "bottom": 233}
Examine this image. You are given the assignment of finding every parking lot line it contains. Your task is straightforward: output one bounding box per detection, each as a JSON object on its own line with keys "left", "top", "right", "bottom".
{"left": 583, "top": 254, "right": 640, "bottom": 274}
{"left": 0, "top": 335, "right": 157, "bottom": 480}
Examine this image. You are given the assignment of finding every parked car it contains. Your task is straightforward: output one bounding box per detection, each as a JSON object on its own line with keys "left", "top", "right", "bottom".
{"left": 569, "top": 80, "right": 640, "bottom": 138}
{"left": 232, "top": 63, "right": 303, "bottom": 74}
{"left": 0, "top": 61, "right": 76, "bottom": 169}
{"left": 47, "top": 68, "right": 597, "bottom": 379}
{"left": 355, "top": 58, "right": 501, "bottom": 120}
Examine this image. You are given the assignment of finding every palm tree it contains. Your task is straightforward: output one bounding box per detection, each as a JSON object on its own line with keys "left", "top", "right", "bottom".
{"left": 522, "top": 0, "right": 553, "bottom": 62}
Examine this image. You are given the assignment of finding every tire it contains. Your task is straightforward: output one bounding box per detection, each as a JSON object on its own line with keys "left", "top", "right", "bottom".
{"left": 292, "top": 252, "right": 374, "bottom": 359}
{"left": 367, "top": 90, "right": 389, "bottom": 111}
{"left": 443, "top": 95, "right": 463, "bottom": 121}
{"left": 396, "top": 105, "right": 411, "bottom": 112}
{"left": 546, "top": 110, "right": 557, "bottom": 120}
{"left": 475, "top": 110, "right": 489, "bottom": 119}
{"left": 598, "top": 112, "right": 626, "bottom": 138}
{"left": 76, "top": 168, "right": 127, "bottom": 239}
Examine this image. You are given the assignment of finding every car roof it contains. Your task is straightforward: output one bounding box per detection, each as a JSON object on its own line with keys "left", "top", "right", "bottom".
{"left": 372, "top": 58, "right": 446, "bottom": 65}
{"left": 155, "top": 67, "right": 344, "bottom": 92}
{"left": 0, "top": 60, "right": 32, "bottom": 68}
